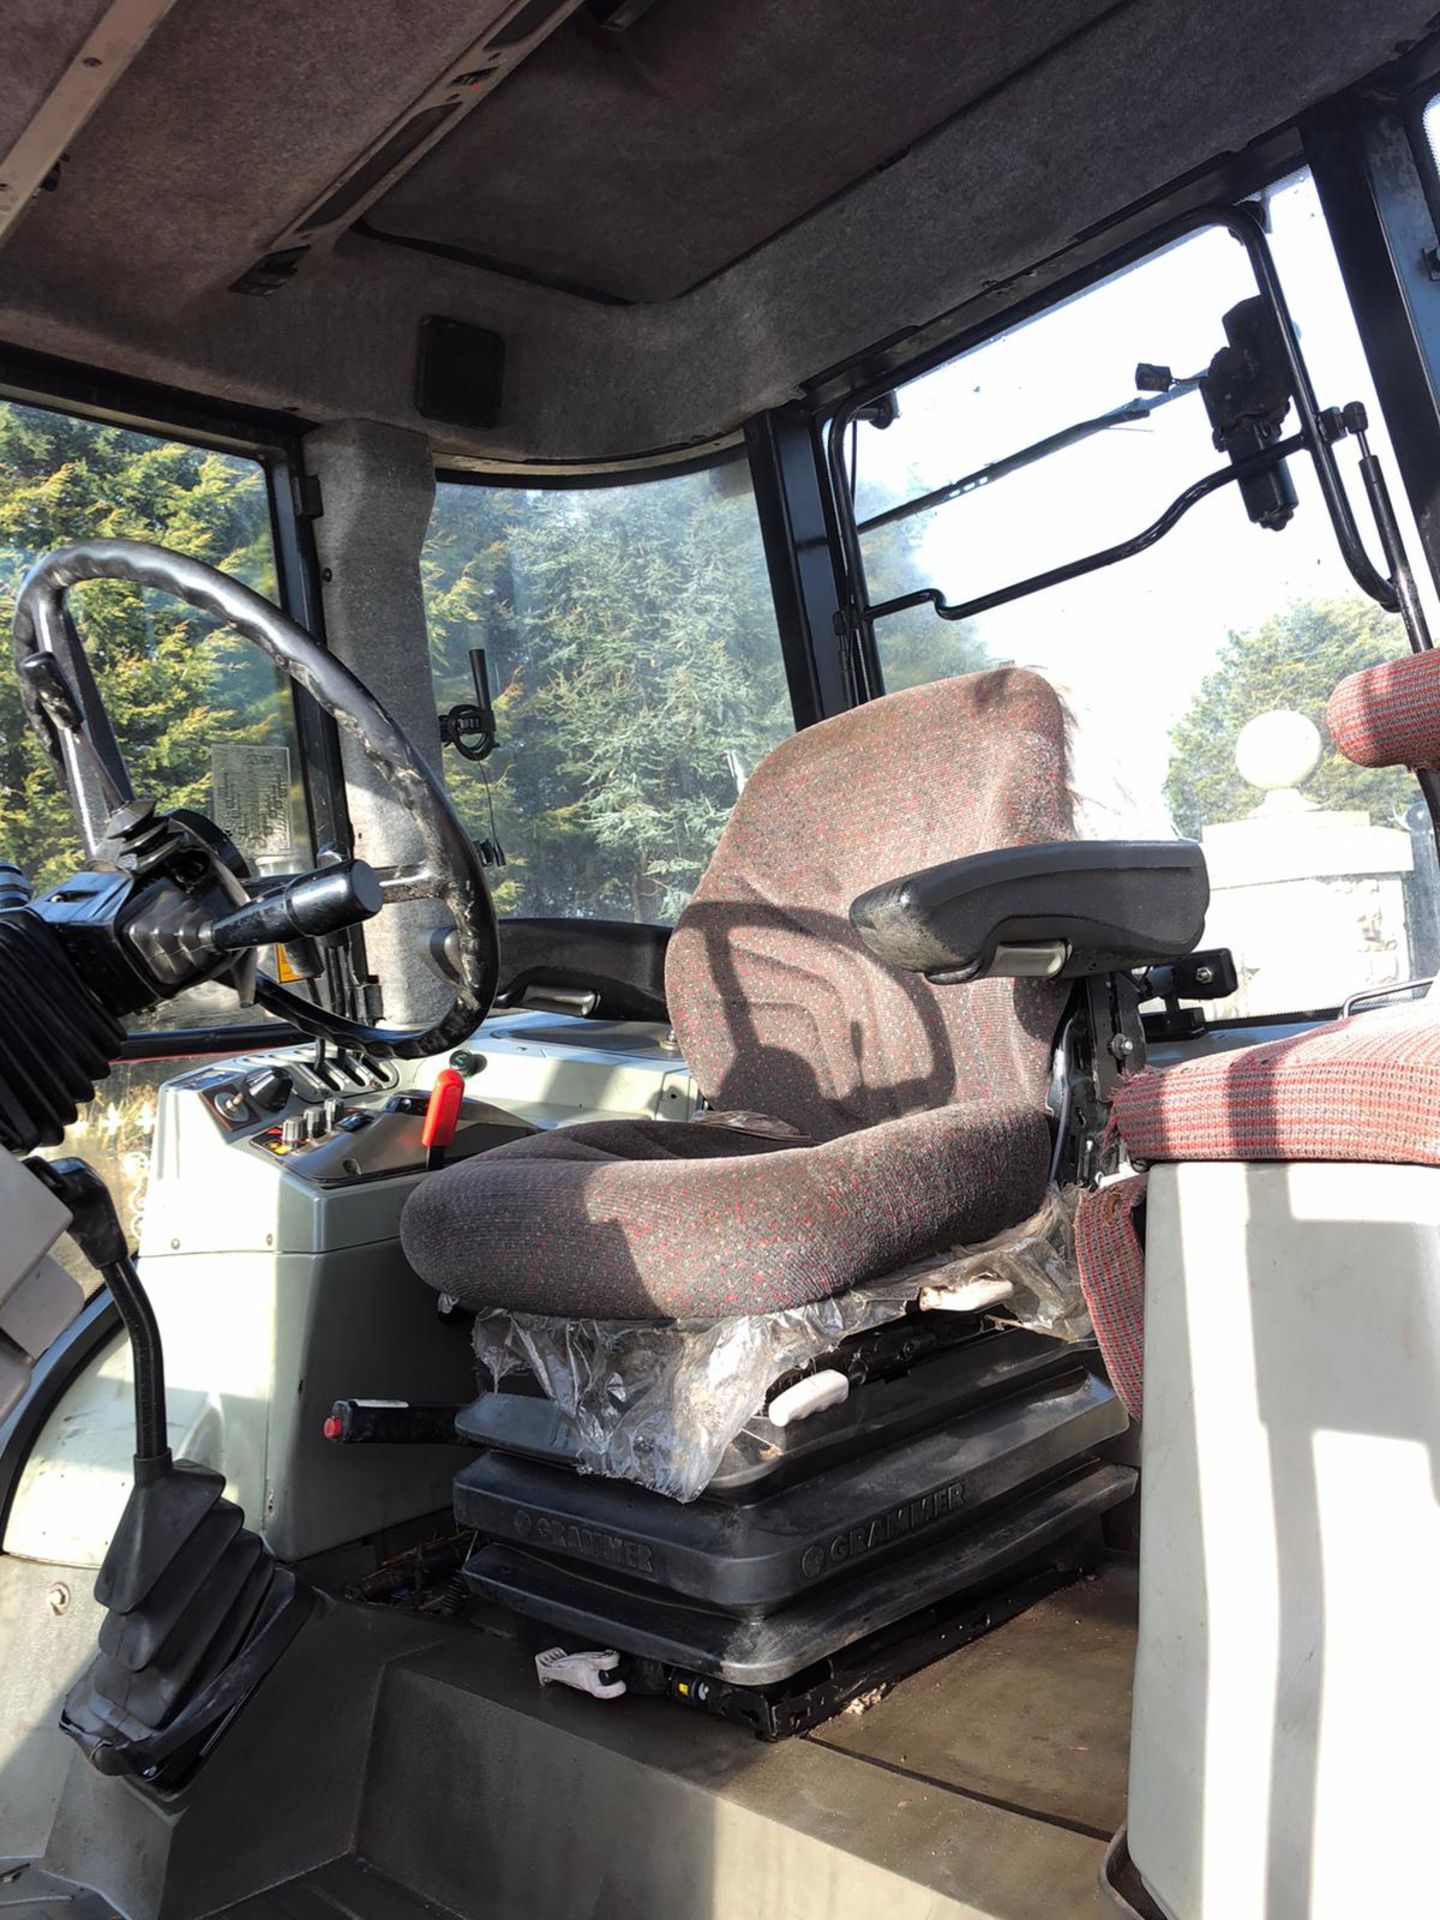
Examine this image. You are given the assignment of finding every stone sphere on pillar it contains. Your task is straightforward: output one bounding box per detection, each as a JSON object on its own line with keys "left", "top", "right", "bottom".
{"left": 1235, "top": 709, "right": 1322, "bottom": 794}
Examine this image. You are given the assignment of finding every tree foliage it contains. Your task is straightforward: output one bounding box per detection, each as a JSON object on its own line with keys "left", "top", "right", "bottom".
{"left": 859, "top": 494, "right": 993, "bottom": 692}
{"left": 1164, "top": 596, "right": 1415, "bottom": 837}
{"left": 0, "top": 403, "right": 800, "bottom": 924}
{"left": 0, "top": 403, "right": 289, "bottom": 889}
{"left": 423, "top": 473, "right": 793, "bottom": 919}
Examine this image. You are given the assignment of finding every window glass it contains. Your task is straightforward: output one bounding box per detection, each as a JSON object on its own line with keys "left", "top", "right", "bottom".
{"left": 0, "top": 402, "right": 313, "bottom": 1254}
{"left": 1424, "top": 93, "right": 1440, "bottom": 173}
{"left": 423, "top": 462, "right": 791, "bottom": 920}
{"left": 0, "top": 400, "right": 310, "bottom": 1029}
{"left": 48, "top": 1053, "right": 213, "bottom": 1289}
{"left": 850, "top": 171, "right": 1440, "bottom": 1018}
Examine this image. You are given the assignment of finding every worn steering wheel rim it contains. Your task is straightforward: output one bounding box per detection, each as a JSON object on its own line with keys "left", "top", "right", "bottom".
{"left": 12, "top": 537, "right": 500, "bottom": 1059}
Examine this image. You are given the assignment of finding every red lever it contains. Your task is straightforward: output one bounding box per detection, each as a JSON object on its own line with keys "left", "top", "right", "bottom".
{"left": 422, "top": 1068, "right": 465, "bottom": 1167}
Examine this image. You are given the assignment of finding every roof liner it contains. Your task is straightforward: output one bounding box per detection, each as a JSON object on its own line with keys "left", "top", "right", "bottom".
{"left": 367, "top": 0, "right": 1118, "bottom": 304}
{"left": 0, "top": 0, "right": 1435, "bottom": 467}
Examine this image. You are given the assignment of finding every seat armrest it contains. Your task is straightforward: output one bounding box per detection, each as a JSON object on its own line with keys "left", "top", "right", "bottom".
{"left": 850, "top": 839, "right": 1209, "bottom": 982}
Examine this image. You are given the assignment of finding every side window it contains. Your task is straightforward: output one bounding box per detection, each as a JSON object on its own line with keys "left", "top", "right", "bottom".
{"left": 0, "top": 400, "right": 310, "bottom": 1010}
{"left": 0, "top": 400, "right": 312, "bottom": 1263}
{"left": 848, "top": 171, "right": 1440, "bottom": 1019}
{"left": 423, "top": 462, "right": 791, "bottom": 920}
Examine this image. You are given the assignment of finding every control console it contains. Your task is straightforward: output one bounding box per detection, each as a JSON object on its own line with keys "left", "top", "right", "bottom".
{"left": 249, "top": 1091, "right": 533, "bottom": 1186}
{"left": 167, "top": 1047, "right": 534, "bottom": 1189}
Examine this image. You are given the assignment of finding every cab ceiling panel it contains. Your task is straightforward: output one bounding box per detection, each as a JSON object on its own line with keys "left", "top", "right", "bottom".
{"left": 0, "top": 0, "right": 579, "bottom": 305}
{"left": 365, "top": 0, "right": 1117, "bottom": 304}
{"left": 0, "top": 0, "right": 1436, "bottom": 466}
{"left": 0, "top": 0, "right": 178, "bottom": 243}
{"left": 0, "top": 0, "right": 110, "bottom": 151}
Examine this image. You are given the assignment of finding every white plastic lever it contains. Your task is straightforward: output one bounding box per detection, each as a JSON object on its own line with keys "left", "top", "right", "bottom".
{"left": 767, "top": 1367, "right": 850, "bottom": 1428}
{"left": 917, "top": 1275, "right": 1014, "bottom": 1313}
{"left": 535, "top": 1646, "right": 627, "bottom": 1700}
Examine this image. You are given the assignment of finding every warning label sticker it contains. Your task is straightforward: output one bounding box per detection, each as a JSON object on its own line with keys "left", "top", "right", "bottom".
{"left": 211, "top": 742, "right": 294, "bottom": 859}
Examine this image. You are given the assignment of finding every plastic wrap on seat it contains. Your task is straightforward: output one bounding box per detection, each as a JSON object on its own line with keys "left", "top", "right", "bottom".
{"left": 472, "top": 1189, "right": 1090, "bottom": 1502}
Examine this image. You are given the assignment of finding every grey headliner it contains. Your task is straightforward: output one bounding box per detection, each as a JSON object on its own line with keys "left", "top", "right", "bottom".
{"left": 366, "top": 0, "right": 1119, "bottom": 305}
{"left": 0, "top": 0, "right": 1435, "bottom": 468}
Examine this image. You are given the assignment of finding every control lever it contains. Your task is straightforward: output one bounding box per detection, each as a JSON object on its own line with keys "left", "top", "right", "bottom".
{"left": 422, "top": 1067, "right": 465, "bottom": 1170}
{"left": 204, "top": 858, "right": 382, "bottom": 954}
{"left": 31, "top": 1157, "right": 314, "bottom": 1785}
{"left": 322, "top": 1399, "right": 467, "bottom": 1444}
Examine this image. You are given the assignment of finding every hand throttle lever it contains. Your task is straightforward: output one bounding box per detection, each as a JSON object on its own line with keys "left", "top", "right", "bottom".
{"left": 205, "top": 858, "right": 383, "bottom": 953}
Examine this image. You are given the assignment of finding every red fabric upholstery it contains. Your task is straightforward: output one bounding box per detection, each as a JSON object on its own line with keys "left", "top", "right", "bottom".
{"left": 1074, "top": 1005, "right": 1440, "bottom": 1420}
{"left": 401, "top": 1103, "right": 1051, "bottom": 1320}
{"left": 1112, "top": 1003, "right": 1440, "bottom": 1168}
{"left": 666, "top": 669, "right": 1074, "bottom": 1142}
{"left": 403, "top": 669, "right": 1076, "bottom": 1320}
{"left": 1327, "top": 650, "right": 1440, "bottom": 771}
{"left": 1075, "top": 1176, "right": 1147, "bottom": 1421}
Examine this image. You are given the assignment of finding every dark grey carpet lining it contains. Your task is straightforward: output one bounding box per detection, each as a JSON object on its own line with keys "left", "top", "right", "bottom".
{"left": 0, "top": 0, "right": 108, "bottom": 155}
{"left": 0, "top": 0, "right": 1433, "bottom": 463}
{"left": 367, "top": 0, "right": 1115, "bottom": 304}
{"left": 362, "top": 0, "right": 1142, "bottom": 310}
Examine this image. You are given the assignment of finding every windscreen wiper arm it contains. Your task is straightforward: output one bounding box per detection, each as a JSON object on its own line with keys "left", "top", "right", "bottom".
{"left": 854, "top": 372, "right": 1204, "bottom": 539}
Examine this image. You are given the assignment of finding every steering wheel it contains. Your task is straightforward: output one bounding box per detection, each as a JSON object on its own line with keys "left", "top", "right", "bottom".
{"left": 11, "top": 537, "right": 500, "bottom": 1059}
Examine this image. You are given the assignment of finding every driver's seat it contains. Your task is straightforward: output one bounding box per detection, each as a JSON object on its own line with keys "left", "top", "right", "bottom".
{"left": 399, "top": 668, "right": 1155, "bottom": 1718}
{"left": 403, "top": 668, "right": 1072, "bottom": 1321}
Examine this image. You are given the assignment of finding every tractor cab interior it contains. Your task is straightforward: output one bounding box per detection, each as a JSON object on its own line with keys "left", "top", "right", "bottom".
{"left": 4, "top": 7, "right": 1440, "bottom": 1920}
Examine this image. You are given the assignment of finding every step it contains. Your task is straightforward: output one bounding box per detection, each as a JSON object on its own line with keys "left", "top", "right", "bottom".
{"left": 354, "top": 1625, "right": 1112, "bottom": 1920}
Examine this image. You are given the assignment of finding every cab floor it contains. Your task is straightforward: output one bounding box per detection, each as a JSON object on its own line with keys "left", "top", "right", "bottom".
{"left": 10, "top": 1561, "right": 1135, "bottom": 1920}
{"left": 808, "top": 1558, "right": 1136, "bottom": 1839}
{"left": 243, "top": 1559, "right": 1135, "bottom": 1920}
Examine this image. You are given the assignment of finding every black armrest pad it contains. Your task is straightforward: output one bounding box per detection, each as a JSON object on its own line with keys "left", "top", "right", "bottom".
{"left": 850, "top": 840, "right": 1209, "bottom": 981}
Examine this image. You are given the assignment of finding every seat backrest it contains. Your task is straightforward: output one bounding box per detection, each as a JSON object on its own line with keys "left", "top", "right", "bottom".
{"left": 666, "top": 668, "right": 1074, "bottom": 1141}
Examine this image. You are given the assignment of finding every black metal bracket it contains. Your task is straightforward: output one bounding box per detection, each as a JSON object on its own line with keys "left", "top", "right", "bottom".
{"left": 744, "top": 408, "right": 855, "bottom": 725}
{"left": 826, "top": 201, "right": 1408, "bottom": 671}
{"left": 1136, "top": 947, "right": 1240, "bottom": 1040}
{"left": 1048, "top": 972, "right": 1149, "bottom": 1186}
{"left": 1303, "top": 92, "right": 1440, "bottom": 607}
{"left": 860, "top": 433, "right": 1306, "bottom": 632}
{"left": 438, "top": 645, "right": 498, "bottom": 763}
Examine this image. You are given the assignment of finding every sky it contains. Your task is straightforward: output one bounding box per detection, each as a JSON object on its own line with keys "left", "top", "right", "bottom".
{"left": 851, "top": 169, "right": 1435, "bottom": 820}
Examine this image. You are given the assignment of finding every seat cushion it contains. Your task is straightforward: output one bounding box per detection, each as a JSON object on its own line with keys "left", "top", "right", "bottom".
{"left": 400, "top": 1103, "right": 1051, "bottom": 1321}
{"left": 1112, "top": 1003, "right": 1440, "bottom": 1168}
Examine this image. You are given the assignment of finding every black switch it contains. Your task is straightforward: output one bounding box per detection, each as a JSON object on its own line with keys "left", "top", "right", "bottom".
{"left": 244, "top": 1065, "right": 294, "bottom": 1113}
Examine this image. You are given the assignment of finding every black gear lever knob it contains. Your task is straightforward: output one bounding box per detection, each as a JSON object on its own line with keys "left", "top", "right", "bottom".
{"left": 205, "top": 858, "right": 383, "bottom": 953}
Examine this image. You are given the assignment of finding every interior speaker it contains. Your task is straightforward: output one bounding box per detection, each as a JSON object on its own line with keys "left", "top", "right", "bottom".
{"left": 415, "top": 316, "right": 505, "bottom": 431}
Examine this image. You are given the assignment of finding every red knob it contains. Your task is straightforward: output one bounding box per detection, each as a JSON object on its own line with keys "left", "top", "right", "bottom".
{"left": 421, "top": 1068, "right": 465, "bottom": 1151}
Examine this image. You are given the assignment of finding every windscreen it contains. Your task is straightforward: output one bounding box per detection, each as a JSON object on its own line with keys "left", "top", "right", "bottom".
{"left": 423, "top": 461, "right": 791, "bottom": 922}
